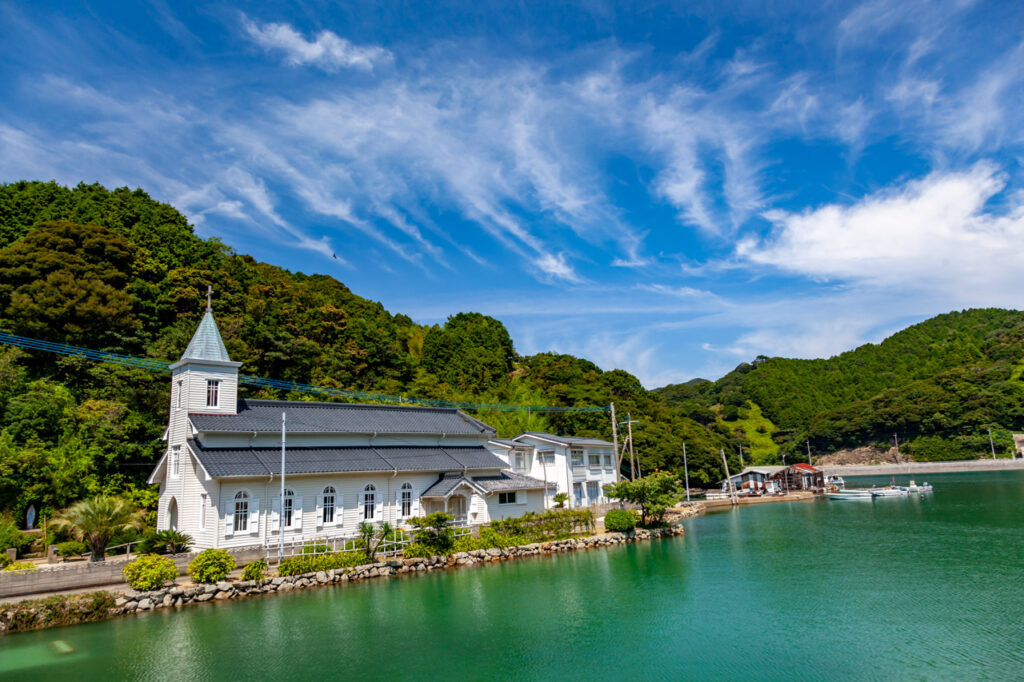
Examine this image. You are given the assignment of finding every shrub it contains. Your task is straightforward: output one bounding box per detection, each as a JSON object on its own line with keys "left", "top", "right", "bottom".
{"left": 56, "top": 540, "right": 89, "bottom": 558}
{"left": 3, "top": 561, "right": 35, "bottom": 571}
{"left": 408, "top": 513, "right": 455, "bottom": 555}
{"left": 187, "top": 549, "right": 236, "bottom": 583}
{"left": 402, "top": 542, "right": 435, "bottom": 558}
{"left": 139, "top": 529, "right": 193, "bottom": 555}
{"left": 2, "top": 592, "right": 115, "bottom": 634}
{"left": 123, "top": 554, "right": 178, "bottom": 591}
{"left": 242, "top": 559, "right": 268, "bottom": 581}
{"left": 489, "top": 509, "right": 595, "bottom": 542}
{"left": 0, "top": 514, "right": 32, "bottom": 558}
{"left": 277, "top": 550, "right": 370, "bottom": 576}
{"left": 603, "top": 509, "right": 635, "bottom": 533}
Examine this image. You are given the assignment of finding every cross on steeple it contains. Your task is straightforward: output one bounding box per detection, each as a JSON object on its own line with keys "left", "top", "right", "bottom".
{"left": 206, "top": 285, "right": 213, "bottom": 312}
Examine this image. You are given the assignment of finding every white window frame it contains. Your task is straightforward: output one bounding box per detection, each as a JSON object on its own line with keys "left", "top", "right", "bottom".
{"left": 176, "top": 380, "right": 183, "bottom": 409}
{"left": 169, "top": 445, "right": 181, "bottom": 479}
{"left": 572, "top": 482, "right": 583, "bottom": 506}
{"left": 586, "top": 481, "right": 599, "bottom": 503}
{"left": 539, "top": 451, "right": 555, "bottom": 465}
{"left": 200, "top": 493, "right": 207, "bottom": 530}
{"left": 570, "top": 449, "right": 584, "bottom": 468}
{"left": 588, "top": 453, "right": 601, "bottom": 469}
{"left": 399, "top": 482, "right": 413, "bottom": 518}
{"left": 604, "top": 452, "right": 614, "bottom": 469}
{"left": 206, "top": 379, "right": 220, "bottom": 408}
{"left": 498, "top": 491, "right": 517, "bottom": 505}
{"left": 362, "top": 484, "right": 377, "bottom": 521}
{"left": 322, "top": 486, "right": 336, "bottom": 526}
{"left": 233, "top": 491, "right": 249, "bottom": 534}
{"left": 282, "top": 488, "right": 295, "bottom": 529}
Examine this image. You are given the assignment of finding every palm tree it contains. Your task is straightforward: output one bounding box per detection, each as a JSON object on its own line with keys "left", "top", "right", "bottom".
{"left": 52, "top": 496, "right": 145, "bottom": 562}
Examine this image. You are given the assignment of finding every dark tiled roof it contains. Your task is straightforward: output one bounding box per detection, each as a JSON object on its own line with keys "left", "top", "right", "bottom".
{"left": 420, "top": 473, "right": 472, "bottom": 498}
{"left": 472, "top": 471, "right": 553, "bottom": 492}
{"left": 515, "top": 432, "right": 614, "bottom": 447}
{"left": 190, "top": 399, "right": 495, "bottom": 435}
{"left": 190, "top": 443, "right": 505, "bottom": 478}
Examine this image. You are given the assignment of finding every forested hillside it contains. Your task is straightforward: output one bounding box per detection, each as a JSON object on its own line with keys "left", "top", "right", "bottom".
{"left": 0, "top": 180, "right": 742, "bottom": 522}
{"left": 654, "top": 309, "right": 1024, "bottom": 462}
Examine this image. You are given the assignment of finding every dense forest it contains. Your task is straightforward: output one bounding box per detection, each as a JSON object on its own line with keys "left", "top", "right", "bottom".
{"left": 0, "top": 181, "right": 742, "bottom": 523}
{"left": 2, "top": 180, "right": 1021, "bottom": 525}
{"left": 655, "top": 309, "right": 1024, "bottom": 462}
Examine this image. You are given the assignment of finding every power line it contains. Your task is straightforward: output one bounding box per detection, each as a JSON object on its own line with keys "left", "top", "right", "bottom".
{"left": 0, "top": 330, "right": 608, "bottom": 414}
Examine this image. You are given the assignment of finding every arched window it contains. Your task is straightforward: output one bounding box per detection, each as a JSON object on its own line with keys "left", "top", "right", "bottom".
{"left": 400, "top": 482, "right": 413, "bottom": 518}
{"left": 363, "top": 484, "right": 376, "bottom": 520}
{"left": 234, "top": 491, "right": 249, "bottom": 533}
{"left": 282, "top": 488, "right": 295, "bottom": 529}
{"left": 167, "top": 497, "right": 178, "bottom": 531}
{"left": 169, "top": 446, "right": 181, "bottom": 479}
{"left": 322, "top": 486, "right": 336, "bottom": 525}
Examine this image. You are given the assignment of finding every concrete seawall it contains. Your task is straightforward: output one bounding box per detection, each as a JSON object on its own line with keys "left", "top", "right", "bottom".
{"left": 819, "top": 458, "right": 1024, "bottom": 477}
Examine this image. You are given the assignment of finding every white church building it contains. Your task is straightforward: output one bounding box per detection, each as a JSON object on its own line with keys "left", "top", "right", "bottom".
{"left": 148, "top": 306, "right": 550, "bottom": 550}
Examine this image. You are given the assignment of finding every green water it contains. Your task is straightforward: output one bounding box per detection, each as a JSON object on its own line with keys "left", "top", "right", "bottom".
{"left": 4, "top": 471, "right": 1024, "bottom": 681}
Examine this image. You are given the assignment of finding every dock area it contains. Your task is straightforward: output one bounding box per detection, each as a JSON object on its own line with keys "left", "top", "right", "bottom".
{"left": 702, "top": 491, "right": 815, "bottom": 509}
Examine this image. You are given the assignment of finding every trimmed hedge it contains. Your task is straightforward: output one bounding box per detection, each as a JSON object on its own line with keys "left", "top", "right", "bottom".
{"left": 187, "top": 549, "right": 235, "bottom": 583}
{"left": 123, "top": 554, "right": 178, "bottom": 591}
{"left": 603, "top": 509, "right": 635, "bottom": 533}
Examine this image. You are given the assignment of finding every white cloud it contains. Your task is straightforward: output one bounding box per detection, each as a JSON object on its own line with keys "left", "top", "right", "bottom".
{"left": 242, "top": 17, "right": 392, "bottom": 71}
{"left": 738, "top": 163, "right": 1024, "bottom": 305}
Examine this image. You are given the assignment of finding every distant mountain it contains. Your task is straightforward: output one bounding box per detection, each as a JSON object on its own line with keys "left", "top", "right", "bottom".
{"left": 653, "top": 309, "right": 1024, "bottom": 462}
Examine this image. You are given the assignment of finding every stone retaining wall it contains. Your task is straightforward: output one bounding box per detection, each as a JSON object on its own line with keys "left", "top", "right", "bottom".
{"left": 1, "top": 512, "right": 700, "bottom": 634}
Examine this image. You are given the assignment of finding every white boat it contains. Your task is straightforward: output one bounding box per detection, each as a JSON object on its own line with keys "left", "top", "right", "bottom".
{"left": 905, "top": 480, "right": 933, "bottom": 493}
{"left": 826, "top": 490, "right": 873, "bottom": 500}
{"left": 871, "top": 487, "right": 909, "bottom": 497}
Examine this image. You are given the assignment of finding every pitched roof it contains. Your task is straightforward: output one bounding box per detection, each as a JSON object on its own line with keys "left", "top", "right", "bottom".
{"left": 488, "top": 438, "right": 529, "bottom": 449}
{"left": 189, "top": 443, "right": 506, "bottom": 478}
{"left": 791, "top": 463, "right": 821, "bottom": 473}
{"left": 420, "top": 472, "right": 482, "bottom": 498}
{"left": 179, "top": 310, "right": 234, "bottom": 364}
{"left": 189, "top": 399, "right": 495, "bottom": 435}
{"left": 471, "top": 471, "right": 553, "bottom": 492}
{"left": 515, "top": 432, "right": 614, "bottom": 447}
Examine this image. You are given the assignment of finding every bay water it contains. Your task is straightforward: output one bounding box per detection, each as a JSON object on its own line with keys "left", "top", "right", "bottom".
{"left": 3, "top": 470, "right": 1023, "bottom": 680}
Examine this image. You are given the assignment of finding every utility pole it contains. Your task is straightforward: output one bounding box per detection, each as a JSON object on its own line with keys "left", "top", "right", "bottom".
{"left": 806, "top": 440, "right": 812, "bottom": 467}
{"left": 988, "top": 428, "right": 997, "bottom": 460}
{"left": 627, "top": 414, "right": 636, "bottom": 480}
{"left": 279, "top": 411, "right": 286, "bottom": 564}
{"left": 894, "top": 432, "right": 900, "bottom": 460}
{"left": 682, "top": 442, "right": 691, "bottom": 503}
{"left": 610, "top": 403, "right": 620, "bottom": 482}
{"left": 721, "top": 448, "right": 737, "bottom": 505}
{"left": 619, "top": 414, "right": 640, "bottom": 479}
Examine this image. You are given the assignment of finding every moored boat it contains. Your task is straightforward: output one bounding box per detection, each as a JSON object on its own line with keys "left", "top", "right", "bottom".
{"left": 826, "top": 490, "right": 873, "bottom": 500}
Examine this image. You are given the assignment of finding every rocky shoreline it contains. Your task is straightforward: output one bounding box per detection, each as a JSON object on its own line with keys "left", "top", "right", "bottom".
{"left": 1, "top": 513, "right": 698, "bottom": 635}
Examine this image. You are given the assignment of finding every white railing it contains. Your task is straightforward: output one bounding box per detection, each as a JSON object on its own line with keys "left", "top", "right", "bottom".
{"left": 267, "top": 523, "right": 472, "bottom": 562}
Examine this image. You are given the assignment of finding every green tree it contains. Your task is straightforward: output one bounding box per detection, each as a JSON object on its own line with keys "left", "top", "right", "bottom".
{"left": 603, "top": 472, "right": 682, "bottom": 526}
{"left": 51, "top": 496, "right": 144, "bottom": 562}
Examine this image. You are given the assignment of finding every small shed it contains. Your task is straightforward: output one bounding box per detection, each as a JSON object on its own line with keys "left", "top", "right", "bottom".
{"left": 771, "top": 463, "right": 824, "bottom": 491}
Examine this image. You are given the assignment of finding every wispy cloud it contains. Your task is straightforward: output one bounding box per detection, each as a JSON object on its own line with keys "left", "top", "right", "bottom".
{"left": 242, "top": 16, "right": 392, "bottom": 71}
{"left": 739, "top": 162, "right": 1024, "bottom": 304}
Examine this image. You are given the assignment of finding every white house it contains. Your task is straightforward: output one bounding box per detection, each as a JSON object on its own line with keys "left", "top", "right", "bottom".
{"left": 488, "top": 432, "right": 619, "bottom": 508}
{"left": 148, "top": 306, "right": 550, "bottom": 550}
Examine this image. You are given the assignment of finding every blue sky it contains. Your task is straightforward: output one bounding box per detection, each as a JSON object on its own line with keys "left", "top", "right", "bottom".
{"left": 2, "top": 1, "right": 1024, "bottom": 387}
